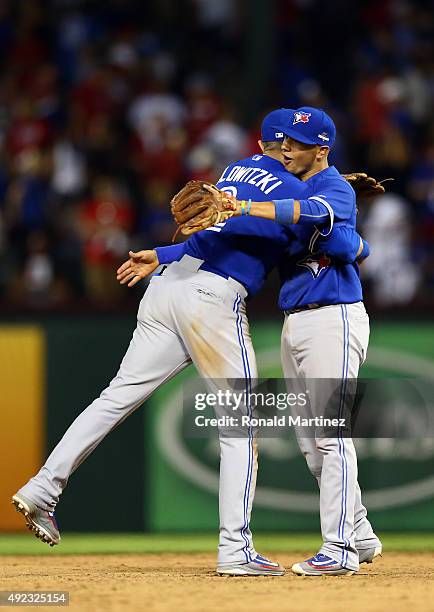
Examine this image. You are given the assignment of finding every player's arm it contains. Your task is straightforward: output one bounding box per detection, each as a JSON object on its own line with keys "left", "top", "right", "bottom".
{"left": 228, "top": 197, "right": 322, "bottom": 224}
{"left": 116, "top": 243, "right": 185, "bottom": 287}
{"left": 230, "top": 173, "right": 385, "bottom": 226}
{"left": 239, "top": 197, "right": 328, "bottom": 225}
{"left": 315, "top": 226, "right": 370, "bottom": 264}
{"left": 229, "top": 181, "right": 353, "bottom": 230}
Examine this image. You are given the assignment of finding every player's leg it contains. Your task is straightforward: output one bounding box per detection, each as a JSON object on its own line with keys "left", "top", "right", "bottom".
{"left": 280, "top": 325, "right": 323, "bottom": 478}
{"left": 172, "top": 268, "right": 283, "bottom": 574}
{"left": 353, "top": 482, "right": 381, "bottom": 558}
{"left": 281, "top": 316, "right": 379, "bottom": 557}
{"left": 15, "top": 277, "right": 191, "bottom": 518}
{"left": 282, "top": 302, "right": 371, "bottom": 572}
{"left": 179, "top": 287, "right": 259, "bottom": 567}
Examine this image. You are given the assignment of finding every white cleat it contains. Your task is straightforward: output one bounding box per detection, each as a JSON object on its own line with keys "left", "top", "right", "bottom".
{"left": 291, "top": 553, "right": 355, "bottom": 576}
{"left": 217, "top": 554, "right": 285, "bottom": 576}
{"left": 12, "top": 493, "right": 60, "bottom": 547}
{"left": 358, "top": 545, "right": 382, "bottom": 565}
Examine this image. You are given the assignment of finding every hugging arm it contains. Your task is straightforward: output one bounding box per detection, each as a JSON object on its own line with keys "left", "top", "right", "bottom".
{"left": 315, "top": 225, "right": 370, "bottom": 263}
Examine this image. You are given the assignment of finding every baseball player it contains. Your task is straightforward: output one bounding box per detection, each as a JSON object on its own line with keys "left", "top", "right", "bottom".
{"left": 13, "top": 109, "right": 367, "bottom": 577}
{"left": 208, "top": 107, "right": 382, "bottom": 575}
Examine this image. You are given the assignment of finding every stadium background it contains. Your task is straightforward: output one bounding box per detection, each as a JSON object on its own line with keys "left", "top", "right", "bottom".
{"left": 1, "top": 0, "right": 434, "bottom": 544}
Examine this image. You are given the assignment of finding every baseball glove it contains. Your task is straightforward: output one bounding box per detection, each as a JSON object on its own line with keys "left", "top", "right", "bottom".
{"left": 343, "top": 172, "right": 392, "bottom": 199}
{"left": 171, "top": 180, "right": 237, "bottom": 239}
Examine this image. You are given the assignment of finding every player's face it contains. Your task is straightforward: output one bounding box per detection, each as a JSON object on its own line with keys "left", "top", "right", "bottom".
{"left": 281, "top": 137, "right": 318, "bottom": 178}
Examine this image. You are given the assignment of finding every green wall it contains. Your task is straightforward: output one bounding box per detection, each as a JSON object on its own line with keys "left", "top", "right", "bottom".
{"left": 5, "top": 315, "right": 145, "bottom": 532}
{"left": 4, "top": 316, "right": 434, "bottom": 532}
{"left": 147, "top": 322, "right": 434, "bottom": 532}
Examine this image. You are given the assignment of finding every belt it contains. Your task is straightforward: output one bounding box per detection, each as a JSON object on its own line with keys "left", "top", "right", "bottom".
{"left": 164, "top": 255, "right": 248, "bottom": 299}
{"left": 199, "top": 262, "right": 230, "bottom": 281}
{"left": 285, "top": 303, "right": 321, "bottom": 315}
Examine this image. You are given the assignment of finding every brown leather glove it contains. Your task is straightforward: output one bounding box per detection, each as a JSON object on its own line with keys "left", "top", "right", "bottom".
{"left": 343, "top": 172, "right": 392, "bottom": 199}
{"left": 171, "top": 180, "right": 237, "bottom": 239}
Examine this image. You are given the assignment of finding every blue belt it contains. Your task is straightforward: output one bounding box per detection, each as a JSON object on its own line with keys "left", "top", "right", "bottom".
{"left": 285, "top": 303, "right": 321, "bottom": 315}
{"left": 199, "top": 262, "right": 230, "bottom": 281}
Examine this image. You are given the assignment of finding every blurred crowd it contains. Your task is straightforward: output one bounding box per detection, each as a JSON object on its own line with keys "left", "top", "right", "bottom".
{"left": 0, "top": 0, "right": 432, "bottom": 313}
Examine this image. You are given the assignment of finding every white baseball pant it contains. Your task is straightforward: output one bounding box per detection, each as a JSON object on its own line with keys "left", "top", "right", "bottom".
{"left": 19, "top": 255, "right": 258, "bottom": 565}
{"left": 281, "top": 301, "right": 380, "bottom": 571}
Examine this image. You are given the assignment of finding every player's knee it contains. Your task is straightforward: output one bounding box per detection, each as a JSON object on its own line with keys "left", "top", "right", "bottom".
{"left": 304, "top": 454, "right": 322, "bottom": 479}
{"left": 315, "top": 437, "right": 338, "bottom": 454}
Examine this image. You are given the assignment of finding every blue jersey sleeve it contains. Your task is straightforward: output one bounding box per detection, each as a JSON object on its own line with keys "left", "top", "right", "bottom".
{"left": 273, "top": 177, "right": 355, "bottom": 233}
{"left": 307, "top": 178, "right": 355, "bottom": 223}
{"left": 316, "top": 226, "right": 366, "bottom": 264}
{"left": 358, "top": 239, "right": 370, "bottom": 261}
{"left": 155, "top": 243, "right": 186, "bottom": 264}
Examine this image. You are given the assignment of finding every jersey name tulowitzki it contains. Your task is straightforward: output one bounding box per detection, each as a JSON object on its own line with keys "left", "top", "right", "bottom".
{"left": 219, "top": 165, "right": 283, "bottom": 195}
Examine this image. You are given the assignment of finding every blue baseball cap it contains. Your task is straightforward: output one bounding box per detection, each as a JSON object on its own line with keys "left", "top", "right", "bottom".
{"left": 261, "top": 108, "right": 294, "bottom": 141}
{"left": 279, "top": 107, "right": 336, "bottom": 147}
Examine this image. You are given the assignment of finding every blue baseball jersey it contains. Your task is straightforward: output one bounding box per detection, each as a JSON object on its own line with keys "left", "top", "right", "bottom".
{"left": 278, "top": 166, "right": 363, "bottom": 309}
{"left": 181, "top": 155, "right": 309, "bottom": 296}
{"left": 156, "top": 161, "right": 366, "bottom": 304}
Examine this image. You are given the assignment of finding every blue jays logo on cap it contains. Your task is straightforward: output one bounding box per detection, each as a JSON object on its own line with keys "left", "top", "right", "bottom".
{"left": 293, "top": 111, "right": 311, "bottom": 125}
{"left": 279, "top": 107, "right": 336, "bottom": 148}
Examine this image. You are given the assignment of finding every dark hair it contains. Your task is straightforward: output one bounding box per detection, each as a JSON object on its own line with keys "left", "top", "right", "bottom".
{"left": 261, "top": 140, "right": 282, "bottom": 152}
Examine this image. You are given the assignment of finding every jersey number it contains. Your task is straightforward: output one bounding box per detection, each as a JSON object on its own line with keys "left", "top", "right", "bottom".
{"left": 204, "top": 186, "right": 237, "bottom": 232}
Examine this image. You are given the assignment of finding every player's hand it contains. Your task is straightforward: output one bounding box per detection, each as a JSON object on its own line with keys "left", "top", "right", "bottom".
{"left": 116, "top": 250, "right": 160, "bottom": 287}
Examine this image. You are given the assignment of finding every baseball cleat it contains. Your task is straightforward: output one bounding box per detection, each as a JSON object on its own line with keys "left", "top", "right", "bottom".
{"left": 12, "top": 493, "right": 60, "bottom": 547}
{"left": 291, "top": 553, "right": 355, "bottom": 576}
{"left": 358, "top": 545, "right": 382, "bottom": 565}
{"left": 217, "top": 554, "right": 285, "bottom": 576}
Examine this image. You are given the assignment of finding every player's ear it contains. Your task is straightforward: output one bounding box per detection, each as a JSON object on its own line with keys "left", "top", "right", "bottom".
{"left": 258, "top": 140, "right": 265, "bottom": 153}
{"left": 317, "top": 146, "right": 329, "bottom": 161}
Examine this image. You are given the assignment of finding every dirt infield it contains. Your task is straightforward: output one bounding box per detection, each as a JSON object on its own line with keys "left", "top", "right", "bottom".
{"left": 1, "top": 552, "right": 433, "bottom": 612}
